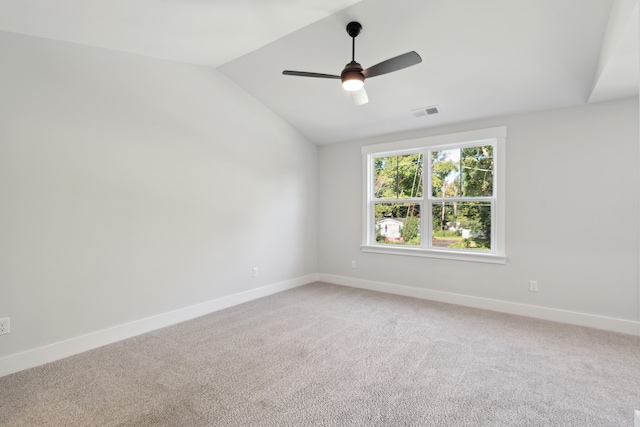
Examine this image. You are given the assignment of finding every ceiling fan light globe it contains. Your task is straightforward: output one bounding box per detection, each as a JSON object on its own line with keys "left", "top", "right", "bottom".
{"left": 342, "top": 75, "right": 364, "bottom": 91}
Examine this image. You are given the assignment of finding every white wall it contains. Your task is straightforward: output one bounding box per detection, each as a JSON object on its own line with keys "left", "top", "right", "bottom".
{"left": 318, "top": 97, "right": 640, "bottom": 333}
{"left": 0, "top": 31, "right": 318, "bottom": 363}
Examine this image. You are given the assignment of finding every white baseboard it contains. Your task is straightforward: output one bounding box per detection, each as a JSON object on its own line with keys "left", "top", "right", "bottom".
{"left": 0, "top": 274, "right": 317, "bottom": 378}
{"left": 318, "top": 273, "right": 640, "bottom": 336}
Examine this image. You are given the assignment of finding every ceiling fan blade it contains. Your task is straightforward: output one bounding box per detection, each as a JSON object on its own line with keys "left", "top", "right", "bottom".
{"left": 350, "top": 88, "right": 369, "bottom": 106}
{"left": 283, "top": 70, "right": 340, "bottom": 79}
{"left": 362, "top": 51, "right": 422, "bottom": 79}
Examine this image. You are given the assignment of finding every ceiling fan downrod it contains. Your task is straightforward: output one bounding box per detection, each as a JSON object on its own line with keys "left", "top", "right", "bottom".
{"left": 346, "top": 21, "right": 362, "bottom": 62}
{"left": 342, "top": 22, "right": 364, "bottom": 91}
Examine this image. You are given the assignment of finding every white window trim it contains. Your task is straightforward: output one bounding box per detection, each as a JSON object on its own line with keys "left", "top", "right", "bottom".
{"left": 361, "top": 126, "right": 506, "bottom": 264}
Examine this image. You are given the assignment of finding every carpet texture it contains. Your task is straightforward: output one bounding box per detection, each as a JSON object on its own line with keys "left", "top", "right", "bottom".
{"left": 1, "top": 282, "right": 639, "bottom": 426}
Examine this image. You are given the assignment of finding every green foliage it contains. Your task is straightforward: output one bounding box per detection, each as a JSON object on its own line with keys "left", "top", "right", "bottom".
{"left": 458, "top": 202, "right": 491, "bottom": 244}
{"left": 375, "top": 153, "right": 423, "bottom": 199}
{"left": 461, "top": 146, "right": 493, "bottom": 197}
{"left": 375, "top": 202, "right": 420, "bottom": 220}
{"left": 433, "top": 229, "right": 461, "bottom": 238}
{"left": 431, "top": 151, "right": 458, "bottom": 198}
{"left": 451, "top": 238, "right": 490, "bottom": 250}
{"left": 407, "top": 236, "right": 420, "bottom": 245}
{"left": 401, "top": 216, "right": 420, "bottom": 243}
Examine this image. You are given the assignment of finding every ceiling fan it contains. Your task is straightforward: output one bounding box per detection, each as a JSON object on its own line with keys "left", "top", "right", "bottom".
{"left": 282, "top": 21, "right": 422, "bottom": 106}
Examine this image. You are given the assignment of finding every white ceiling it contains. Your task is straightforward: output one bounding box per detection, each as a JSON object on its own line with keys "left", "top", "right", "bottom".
{"left": 0, "top": 0, "right": 637, "bottom": 145}
{"left": 0, "top": 0, "right": 363, "bottom": 67}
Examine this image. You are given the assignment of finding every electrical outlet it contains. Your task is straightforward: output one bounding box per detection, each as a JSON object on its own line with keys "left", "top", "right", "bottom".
{"left": 529, "top": 280, "right": 538, "bottom": 292}
{"left": 0, "top": 317, "right": 9, "bottom": 335}
{"left": 351, "top": 260, "right": 356, "bottom": 269}
{"left": 252, "top": 267, "right": 258, "bottom": 277}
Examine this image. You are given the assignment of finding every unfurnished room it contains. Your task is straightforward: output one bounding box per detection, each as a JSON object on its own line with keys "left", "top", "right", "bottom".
{"left": 1, "top": 0, "right": 639, "bottom": 426}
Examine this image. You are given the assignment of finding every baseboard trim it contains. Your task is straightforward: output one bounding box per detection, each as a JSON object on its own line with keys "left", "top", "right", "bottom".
{"left": 0, "top": 274, "right": 317, "bottom": 378}
{"left": 318, "top": 273, "right": 640, "bottom": 336}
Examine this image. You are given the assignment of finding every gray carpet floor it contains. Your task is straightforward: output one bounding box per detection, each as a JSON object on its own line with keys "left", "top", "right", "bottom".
{"left": 1, "top": 282, "right": 639, "bottom": 426}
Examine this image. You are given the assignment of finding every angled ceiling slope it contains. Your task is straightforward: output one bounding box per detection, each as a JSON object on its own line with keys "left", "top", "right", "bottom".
{"left": 0, "top": 0, "right": 363, "bottom": 67}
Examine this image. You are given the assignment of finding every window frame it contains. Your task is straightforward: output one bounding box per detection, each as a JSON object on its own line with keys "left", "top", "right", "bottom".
{"left": 361, "top": 126, "right": 506, "bottom": 264}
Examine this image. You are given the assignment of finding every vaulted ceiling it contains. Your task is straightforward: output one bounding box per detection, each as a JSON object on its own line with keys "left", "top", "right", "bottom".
{"left": 1, "top": 0, "right": 637, "bottom": 145}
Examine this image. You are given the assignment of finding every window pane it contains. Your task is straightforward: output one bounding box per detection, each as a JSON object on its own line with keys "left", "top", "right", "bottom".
{"left": 374, "top": 156, "right": 396, "bottom": 199}
{"left": 432, "top": 202, "right": 491, "bottom": 250}
{"left": 460, "top": 145, "right": 493, "bottom": 197}
{"left": 398, "top": 153, "right": 423, "bottom": 198}
{"left": 375, "top": 153, "right": 423, "bottom": 199}
{"left": 375, "top": 202, "right": 421, "bottom": 246}
{"left": 432, "top": 145, "right": 493, "bottom": 198}
{"left": 431, "top": 149, "right": 460, "bottom": 198}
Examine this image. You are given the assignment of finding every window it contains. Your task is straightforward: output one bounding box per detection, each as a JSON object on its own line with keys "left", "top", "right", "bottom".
{"left": 362, "top": 127, "right": 506, "bottom": 264}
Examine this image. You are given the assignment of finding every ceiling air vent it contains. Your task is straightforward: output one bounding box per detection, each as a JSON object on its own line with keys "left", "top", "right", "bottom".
{"left": 411, "top": 106, "right": 440, "bottom": 118}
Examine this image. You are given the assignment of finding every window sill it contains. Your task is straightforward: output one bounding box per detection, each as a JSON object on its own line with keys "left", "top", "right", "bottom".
{"left": 361, "top": 245, "right": 507, "bottom": 264}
